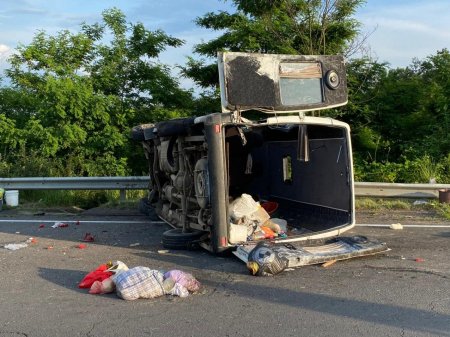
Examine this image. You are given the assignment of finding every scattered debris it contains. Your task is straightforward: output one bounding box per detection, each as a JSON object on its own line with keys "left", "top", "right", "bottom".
{"left": 46, "top": 246, "right": 54, "bottom": 250}
{"left": 106, "top": 260, "right": 129, "bottom": 273}
{"left": 158, "top": 249, "right": 170, "bottom": 254}
{"left": 52, "top": 222, "right": 69, "bottom": 228}
{"left": 80, "top": 261, "right": 201, "bottom": 300}
{"left": 415, "top": 258, "right": 425, "bottom": 263}
{"left": 77, "top": 244, "right": 87, "bottom": 249}
{"left": 261, "top": 201, "right": 279, "bottom": 215}
{"left": 413, "top": 200, "right": 428, "bottom": 206}
{"left": 82, "top": 233, "right": 95, "bottom": 242}
{"left": 76, "top": 220, "right": 80, "bottom": 225}
{"left": 247, "top": 242, "right": 288, "bottom": 276}
{"left": 322, "top": 260, "right": 337, "bottom": 268}
{"left": 78, "top": 264, "right": 114, "bottom": 289}
{"left": 236, "top": 236, "right": 390, "bottom": 276}
{"left": 3, "top": 237, "right": 36, "bottom": 250}
{"left": 228, "top": 194, "right": 291, "bottom": 244}
{"left": 115, "top": 267, "right": 167, "bottom": 300}
{"left": 4, "top": 243, "right": 28, "bottom": 251}
{"left": 164, "top": 270, "right": 201, "bottom": 293}
{"left": 390, "top": 223, "right": 403, "bottom": 230}
{"left": 38, "top": 224, "right": 45, "bottom": 228}
{"left": 89, "top": 278, "right": 115, "bottom": 294}
{"left": 129, "top": 243, "right": 140, "bottom": 247}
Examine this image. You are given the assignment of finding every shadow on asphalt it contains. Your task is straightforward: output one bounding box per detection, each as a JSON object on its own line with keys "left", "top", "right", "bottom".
{"left": 38, "top": 267, "right": 90, "bottom": 294}
{"left": 436, "top": 231, "right": 450, "bottom": 238}
{"left": 0, "top": 218, "right": 249, "bottom": 277}
{"left": 200, "top": 278, "right": 450, "bottom": 336}
{"left": 133, "top": 249, "right": 247, "bottom": 276}
{"left": 0, "top": 219, "right": 167, "bottom": 249}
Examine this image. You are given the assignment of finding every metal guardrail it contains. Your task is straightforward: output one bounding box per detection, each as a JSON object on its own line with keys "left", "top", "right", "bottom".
{"left": 0, "top": 177, "right": 448, "bottom": 200}
{"left": 0, "top": 176, "right": 149, "bottom": 190}
{"left": 354, "top": 182, "right": 450, "bottom": 199}
{"left": 0, "top": 176, "right": 149, "bottom": 201}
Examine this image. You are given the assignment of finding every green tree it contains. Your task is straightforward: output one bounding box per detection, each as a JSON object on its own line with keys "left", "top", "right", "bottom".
{"left": 183, "top": 0, "right": 365, "bottom": 89}
{"left": 416, "top": 49, "right": 450, "bottom": 156}
{"left": 365, "top": 50, "right": 450, "bottom": 160}
{"left": 331, "top": 51, "right": 450, "bottom": 163}
{"left": 331, "top": 58, "right": 390, "bottom": 161}
{"left": 4, "top": 8, "right": 193, "bottom": 176}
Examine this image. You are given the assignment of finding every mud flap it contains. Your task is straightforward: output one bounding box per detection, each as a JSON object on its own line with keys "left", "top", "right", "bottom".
{"left": 233, "top": 236, "right": 389, "bottom": 268}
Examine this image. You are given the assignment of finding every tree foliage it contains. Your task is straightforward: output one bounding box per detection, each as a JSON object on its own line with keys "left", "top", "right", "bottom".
{"left": 2, "top": 8, "right": 194, "bottom": 176}
{"left": 0, "top": 5, "right": 449, "bottom": 184}
{"left": 339, "top": 49, "right": 450, "bottom": 182}
{"left": 183, "top": 0, "right": 365, "bottom": 88}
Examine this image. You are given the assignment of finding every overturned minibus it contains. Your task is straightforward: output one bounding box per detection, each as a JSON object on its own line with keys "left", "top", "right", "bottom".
{"left": 132, "top": 52, "right": 356, "bottom": 254}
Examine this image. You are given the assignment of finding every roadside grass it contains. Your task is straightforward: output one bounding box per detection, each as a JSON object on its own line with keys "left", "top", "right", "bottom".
{"left": 356, "top": 197, "right": 450, "bottom": 219}
{"left": 428, "top": 201, "right": 450, "bottom": 220}
{"left": 5, "top": 191, "right": 450, "bottom": 220}
{"left": 355, "top": 198, "right": 412, "bottom": 210}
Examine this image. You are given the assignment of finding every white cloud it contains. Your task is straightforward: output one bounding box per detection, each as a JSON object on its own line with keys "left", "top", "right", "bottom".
{"left": 0, "top": 44, "right": 13, "bottom": 81}
{"left": 0, "top": 44, "right": 11, "bottom": 58}
{"left": 357, "top": 1, "right": 450, "bottom": 67}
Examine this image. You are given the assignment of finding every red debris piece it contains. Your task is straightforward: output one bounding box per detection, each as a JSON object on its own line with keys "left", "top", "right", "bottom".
{"left": 39, "top": 224, "right": 45, "bottom": 228}
{"left": 261, "top": 201, "right": 279, "bottom": 215}
{"left": 415, "top": 258, "right": 425, "bottom": 262}
{"left": 52, "top": 222, "right": 69, "bottom": 228}
{"left": 30, "top": 238, "right": 37, "bottom": 244}
{"left": 76, "top": 220, "right": 80, "bottom": 226}
{"left": 78, "top": 265, "right": 113, "bottom": 289}
{"left": 77, "top": 244, "right": 87, "bottom": 249}
{"left": 82, "top": 233, "right": 95, "bottom": 242}
{"left": 46, "top": 246, "right": 54, "bottom": 250}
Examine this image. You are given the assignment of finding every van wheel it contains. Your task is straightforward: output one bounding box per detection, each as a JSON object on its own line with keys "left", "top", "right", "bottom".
{"left": 162, "top": 228, "right": 205, "bottom": 250}
{"left": 131, "top": 124, "right": 155, "bottom": 141}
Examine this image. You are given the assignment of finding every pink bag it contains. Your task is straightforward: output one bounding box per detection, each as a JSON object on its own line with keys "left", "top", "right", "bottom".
{"left": 163, "top": 270, "right": 200, "bottom": 292}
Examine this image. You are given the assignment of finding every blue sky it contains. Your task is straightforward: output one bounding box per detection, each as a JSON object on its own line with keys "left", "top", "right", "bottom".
{"left": 1, "top": 0, "right": 449, "bottom": 88}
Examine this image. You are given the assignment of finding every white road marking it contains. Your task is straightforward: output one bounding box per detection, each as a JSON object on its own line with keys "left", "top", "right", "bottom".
{"left": 0, "top": 219, "right": 165, "bottom": 224}
{"left": 0, "top": 219, "right": 448, "bottom": 228}
{"left": 356, "top": 223, "right": 450, "bottom": 228}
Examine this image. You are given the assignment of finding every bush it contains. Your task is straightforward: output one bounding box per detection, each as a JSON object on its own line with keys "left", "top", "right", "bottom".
{"left": 354, "top": 155, "right": 449, "bottom": 183}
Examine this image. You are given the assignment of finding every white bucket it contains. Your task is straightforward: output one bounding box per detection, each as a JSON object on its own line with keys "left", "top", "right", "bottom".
{"left": 5, "top": 190, "right": 19, "bottom": 207}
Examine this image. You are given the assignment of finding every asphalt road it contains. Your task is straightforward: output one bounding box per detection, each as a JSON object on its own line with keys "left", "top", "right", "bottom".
{"left": 0, "top": 207, "right": 449, "bottom": 337}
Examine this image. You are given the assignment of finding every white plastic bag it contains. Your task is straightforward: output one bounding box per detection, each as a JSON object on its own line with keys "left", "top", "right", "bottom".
{"left": 229, "top": 194, "right": 270, "bottom": 225}
{"left": 229, "top": 194, "right": 259, "bottom": 220}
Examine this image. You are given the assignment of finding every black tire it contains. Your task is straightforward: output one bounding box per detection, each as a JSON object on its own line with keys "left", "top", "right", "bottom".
{"left": 131, "top": 124, "right": 155, "bottom": 141}
{"left": 156, "top": 117, "right": 196, "bottom": 137}
{"left": 162, "top": 228, "right": 205, "bottom": 250}
{"left": 138, "top": 197, "right": 159, "bottom": 221}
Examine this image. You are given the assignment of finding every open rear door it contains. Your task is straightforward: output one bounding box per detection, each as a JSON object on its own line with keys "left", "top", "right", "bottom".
{"left": 218, "top": 52, "right": 348, "bottom": 113}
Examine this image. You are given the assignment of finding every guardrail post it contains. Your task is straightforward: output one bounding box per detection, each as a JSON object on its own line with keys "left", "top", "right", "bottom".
{"left": 120, "top": 189, "right": 126, "bottom": 203}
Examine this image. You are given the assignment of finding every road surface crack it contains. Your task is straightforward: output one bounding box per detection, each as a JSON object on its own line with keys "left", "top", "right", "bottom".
{"left": 0, "top": 332, "right": 28, "bottom": 337}
{"left": 364, "top": 265, "right": 449, "bottom": 279}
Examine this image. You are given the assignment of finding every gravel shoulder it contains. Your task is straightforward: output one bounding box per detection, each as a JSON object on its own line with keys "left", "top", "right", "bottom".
{"left": 356, "top": 208, "right": 450, "bottom": 226}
